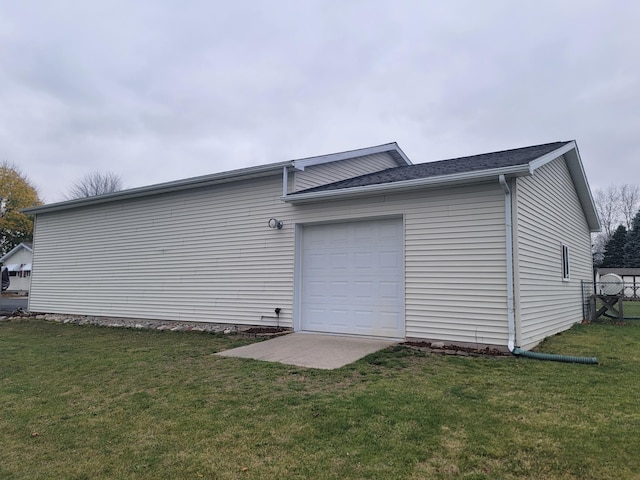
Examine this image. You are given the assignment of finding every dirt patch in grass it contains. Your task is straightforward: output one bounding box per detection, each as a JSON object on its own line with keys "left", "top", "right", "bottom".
{"left": 241, "top": 326, "right": 290, "bottom": 335}
{"left": 402, "top": 341, "right": 511, "bottom": 357}
{"left": 239, "top": 326, "right": 292, "bottom": 339}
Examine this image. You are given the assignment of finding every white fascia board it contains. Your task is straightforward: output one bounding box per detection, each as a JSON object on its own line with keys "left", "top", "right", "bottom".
{"left": 528, "top": 141, "right": 576, "bottom": 172}
{"left": 24, "top": 161, "right": 291, "bottom": 215}
{"left": 282, "top": 164, "right": 531, "bottom": 204}
{"left": 390, "top": 144, "right": 413, "bottom": 165}
{"left": 292, "top": 142, "right": 411, "bottom": 171}
{"left": 528, "top": 140, "right": 600, "bottom": 232}
{"left": 563, "top": 145, "right": 601, "bottom": 232}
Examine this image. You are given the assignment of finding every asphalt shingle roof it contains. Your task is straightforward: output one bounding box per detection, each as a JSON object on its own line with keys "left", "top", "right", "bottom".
{"left": 296, "top": 141, "right": 572, "bottom": 193}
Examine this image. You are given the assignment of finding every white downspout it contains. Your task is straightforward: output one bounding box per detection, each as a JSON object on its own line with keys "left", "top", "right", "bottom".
{"left": 499, "top": 174, "right": 516, "bottom": 352}
{"left": 282, "top": 166, "right": 289, "bottom": 197}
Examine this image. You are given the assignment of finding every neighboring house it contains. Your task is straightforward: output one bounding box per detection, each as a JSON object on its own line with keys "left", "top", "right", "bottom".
{"left": 595, "top": 268, "right": 640, "bottom": 300}
{"left": 25, "top": 141, "right": 600, "bottom": 350}
{"left": 0, "top": 242, "right": 34, "bottom": 293}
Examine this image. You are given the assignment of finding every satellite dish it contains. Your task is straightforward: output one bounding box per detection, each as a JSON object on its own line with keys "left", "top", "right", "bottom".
{"left": 600, "top": 273, "right": 624, "bottom": 295}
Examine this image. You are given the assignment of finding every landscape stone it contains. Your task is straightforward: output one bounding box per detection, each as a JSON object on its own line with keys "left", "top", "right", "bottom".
{"left": 2, "top": 311, "right": 289, "bottom": 338}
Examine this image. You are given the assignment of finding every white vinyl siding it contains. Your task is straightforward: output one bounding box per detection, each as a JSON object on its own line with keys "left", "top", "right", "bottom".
{"left": 515, "top": 156, "right": 593, "bottom": 349}
{"left": 29, "top": 176, "right": 297, "bottom": 326}
{"left": 293, "top": 153, "right": 398, "bottom": 191}
{"left": 290, "top": 183, "right": 508, "bottom": 346}
{"left": 30, "top": 178, "right": 509, "bottom": 346}
{"left": 403, "top": 185, "right": 508, "bottom": 346}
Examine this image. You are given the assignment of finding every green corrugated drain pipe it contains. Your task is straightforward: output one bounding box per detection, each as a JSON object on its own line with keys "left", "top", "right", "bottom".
{"left": 512, "top": 348, "right": 598, "bottom": 365}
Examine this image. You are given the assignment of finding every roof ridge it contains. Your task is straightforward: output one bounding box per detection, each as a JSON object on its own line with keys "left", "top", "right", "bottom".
{"left": 417, "top": 141, "right": 572, "bottom": 166}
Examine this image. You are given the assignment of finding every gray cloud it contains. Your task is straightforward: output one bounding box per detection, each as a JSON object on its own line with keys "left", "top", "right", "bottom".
{"left": 0, "top": 0, "right": 638, "bottom": 202}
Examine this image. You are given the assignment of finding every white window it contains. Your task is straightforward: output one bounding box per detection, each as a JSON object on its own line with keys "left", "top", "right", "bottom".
{"left": 561, "top": 244, "right": 570, "bottom": 280}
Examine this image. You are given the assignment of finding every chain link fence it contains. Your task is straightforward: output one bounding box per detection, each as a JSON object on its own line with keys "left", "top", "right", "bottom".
{"left": 583, "top": 280, "right": 640, "bottom": 320}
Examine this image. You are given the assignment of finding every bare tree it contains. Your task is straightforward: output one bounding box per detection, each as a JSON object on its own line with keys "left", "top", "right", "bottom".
{"left": 592, "top": 184, "right": 640, "bottom": 266}
{"left": 65, "top": 171, "right": 124, "bottom": 199}
{"left": 620, "top": 184, "right": 640, "bottom": 230}
{"left": 592, "top": 232, "right": 607, "bottom": 266}
{"left": 593, "top": 186, "right": 621, "bottom": 239}
{"left": 593, "top": 186, "right": 621, "bottom": 266}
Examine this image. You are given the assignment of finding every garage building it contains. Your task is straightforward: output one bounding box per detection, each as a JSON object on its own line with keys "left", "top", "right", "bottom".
{"left": 25, "top": 141, "right": 600, "bottom": 350}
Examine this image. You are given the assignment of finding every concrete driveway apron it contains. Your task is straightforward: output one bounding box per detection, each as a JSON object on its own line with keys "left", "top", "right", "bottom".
{"left": 216, "top": 332, "right": 397, "bottom": 370}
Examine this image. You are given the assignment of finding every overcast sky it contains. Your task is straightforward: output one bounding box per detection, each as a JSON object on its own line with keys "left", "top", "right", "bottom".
{"left": 1, "top": 1, "right": 638, "bottom": 203}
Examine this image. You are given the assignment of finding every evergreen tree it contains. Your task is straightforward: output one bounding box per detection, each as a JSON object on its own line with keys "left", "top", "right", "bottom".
{"left": 601, "top": 225, "right": 627, "bottom": 268}
{"left": 624, "top": 210, "right": 640, "bottom": 267}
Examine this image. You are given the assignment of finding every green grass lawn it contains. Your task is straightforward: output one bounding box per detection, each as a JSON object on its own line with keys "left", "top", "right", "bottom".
{"left": 591, "top": 298, "right": 640, "bottom": 320}
{"left": 623, "top": 300, "right": 640, "bottom": 318}
{"left": 1, "top": 319, "right": 639, "bottom": 479}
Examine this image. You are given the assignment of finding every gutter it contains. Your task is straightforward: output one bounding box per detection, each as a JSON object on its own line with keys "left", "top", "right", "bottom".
{"left": 283, "top": 164, "right": 532, "bottom": 204}
{"left": 24, "top": 161, "right": 292, "bottom": 215}
{"left": 499, "top": 174, "right": 516, "bottom": 352}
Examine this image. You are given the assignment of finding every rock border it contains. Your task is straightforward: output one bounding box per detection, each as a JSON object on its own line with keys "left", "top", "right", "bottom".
{"left": 1, "top": 311, "right": 292, "bottom": 338}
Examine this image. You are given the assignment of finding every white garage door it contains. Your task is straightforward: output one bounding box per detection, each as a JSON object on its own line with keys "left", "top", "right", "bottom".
{"left": 300, "top": 218, "right": 404, "bottom": 338}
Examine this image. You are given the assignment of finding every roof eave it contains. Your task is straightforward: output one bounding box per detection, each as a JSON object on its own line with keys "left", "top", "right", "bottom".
{"left": 291, "top": 142, "right": 412, "bottom": 170}
{"left": 282, "top": 164, "right": 531, "bottom": 204}
{"left": 528, "top": 141, "right": 576, "bottom": 171}
{"left": 562, "top": 144, "right": 601, "bottom": 232}
{"left": 519, "top": 141, "right": 598, "bottom": 232}
{"left": 0, "top": 242, "right": 33, "bottom": 262}
{"left": 24, "top": 161, "right": 291, "bottom": 215}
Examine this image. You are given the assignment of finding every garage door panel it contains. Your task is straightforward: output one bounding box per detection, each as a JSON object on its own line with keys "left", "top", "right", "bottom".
{"left": 379, "top": 311, "right": 403, "bottom": 334}
{"left": 330, "top": 252, "right": 349, "bottom": 269}
{"left": 330, "top": 225, "right": 349, "bottom": 244}
{"left": 353, "top": 281, "right": 374, "bottom": 299}
{"left": 304, "top": 307, "right": 327, "bottom": 329}
{"left": 306, "top": 253, "right": 325, "bottom": 271}
{"left": 300, "top": 218, "right": 404, "bottom": 338}
{"left": 305, "top": 280, "right": 326, "bottom": 300}
{"left": 380, "top": 251, "right": 402, "bottom": 268}
{"left": 354, "top": 309, "right": 374, "bottom": 329}
{"left": 354, "top": 252, "right": 373, "bottom": 269}
{"left": 330, "top": 308, "right": 350, "bottom": 328}
{"left": 329, "top": 281, "right": 349, "bottom": 300}
{"left": 354, "top": 224, "right": 374, "bottom": 241}
{"left": 379, "top": 221, "right": 402, "bottom": 240}
{"left": 380, "top": 280, "right": 402, "bottom": 299}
